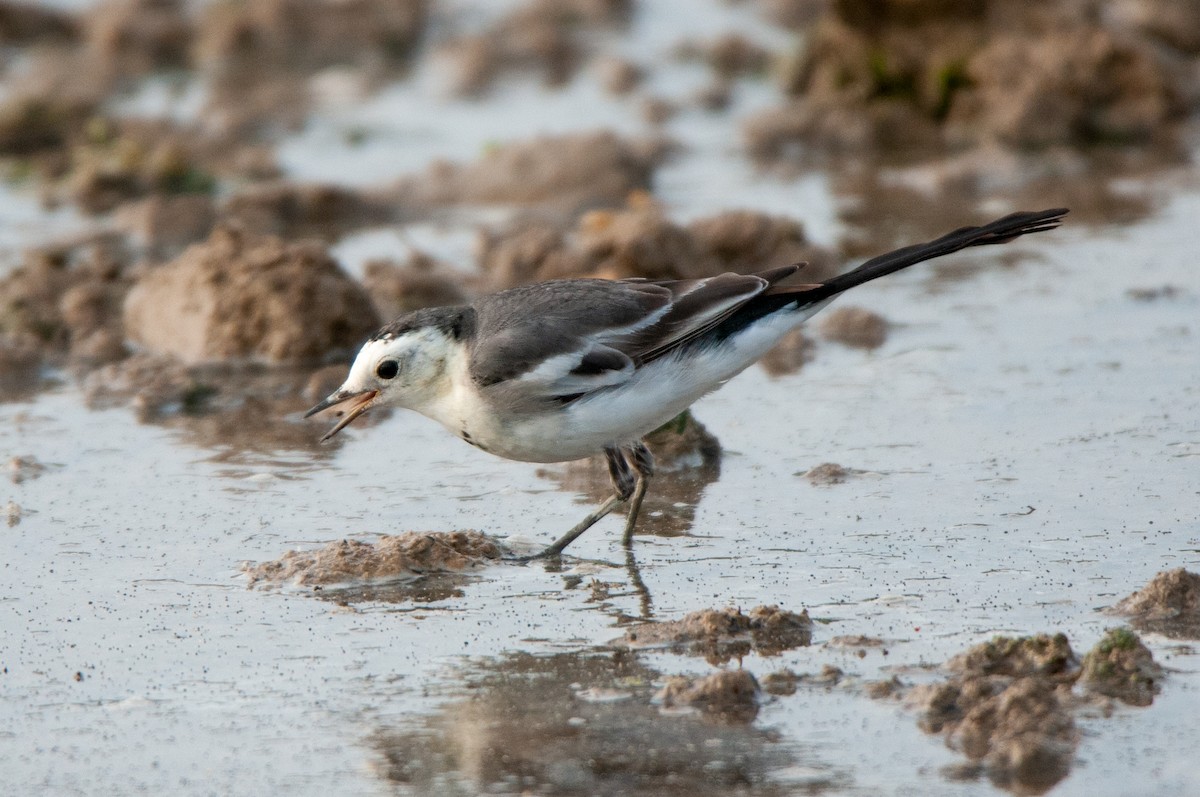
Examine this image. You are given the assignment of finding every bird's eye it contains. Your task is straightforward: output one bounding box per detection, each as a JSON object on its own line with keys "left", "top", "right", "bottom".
{"left": 376, "top": 359, "right": 400, "bottom": 380}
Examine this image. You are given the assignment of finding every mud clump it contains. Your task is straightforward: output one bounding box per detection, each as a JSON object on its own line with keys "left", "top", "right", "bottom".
{"left": 674, "top": 33, "right": 770, "bottom": 80}
{"left": 194, "top": 0, "right": 427, "bottom": 133}
{"left": 0, "top": 3, "right": 78, "bottom": 45}
{"left": 1112, "top": 567, "right": 1200, "bottom": 638}
{"left": 244, "top": 531, "right": 503, "bottom": 588}
{"left": 802, "top": 462, "right": 866, "bottom": 486}
{"left": 405, "top": 131, "right": 662, "bottom": 216}
{"left": 360, "top": 252, "right": 470, "bottom": 321}
{"left": 658, "top": 669, "right": 760, "bottom": 723}
{"left": 910, "top": 634, "right": 1080, "bottom": 794}
{"left": 746, "top": 0, "right": 1194, "bottom": 162}
{"left": 219, "top": 181, "right": 397, "bottom": 241}
{"left": 114, "top": 194, "right": 218, "bottom": 259}
{"left": 898, "top": 630, "right": 1163, "bottom": 794}
{"left": 440, "top": 0, "right": 630, "bottom": 96}
{"left": 0, "top": 236, "right": 132, "bottom": 365}
{"left": 478, "top": 194, "right": 835, "bottom": 288}
{"left": 619, "top": 605, "right": 813, "bottom": 665}
{"left": 818, "top": 306, "right": 889, "bottom": 349}
{"left": 122, "top": 228, "right": 380, "bottom": 364}
{"left": 1079, "top": 628, "right": 1162, "bottom": 707}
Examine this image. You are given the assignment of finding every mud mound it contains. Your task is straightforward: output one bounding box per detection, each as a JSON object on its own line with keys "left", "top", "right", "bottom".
{"left": 910, "top": 634, "right": 1080, "bottom": 794}
{"left": 802, "top": 462, "right": 867, "bottom": 486}
{"left": 818, "top": 306, "right": 889, "bottom": 349}
{"left": 360, "top": 252, "right": 470, "bottom": 321}
{"left": 894, "top": 629, "right": 1163, "bottom": 794}
{"left": 0, "top": 235, "right": 132, "bottom": 364}
{"left": 123, "top": 228, "right": 380, "bottom": 364}
{"left": 1079, "top": 628, "right": 1162, "bottom": 707}
{"left": 619, "top": 605, "right": 812, "bottom": 665}
{"left": 478, "top": 195, "right": 835, "bottom": 287}
{"left": 440, "top": 0, "right": 631, "bottom": 95}
{"left": 746, "top": 0, "right": 1192, "bottom": 161}
{"left": 658, "top": 669, "right": 760, "bottom": 723}
{"left": 0, "top": 2, "right": 78, "bottom": 45}
{"left": 947, "top": 633, "right": 1078, "bottom": 681}
{"left": 1112, "top": 568, "right": 1200, "bottom": 638}
{"left": 244, "top": 531, "right": 503, "bottom": 588}
{"left": 220, "top": 181, "right": 398, "bottom": 241}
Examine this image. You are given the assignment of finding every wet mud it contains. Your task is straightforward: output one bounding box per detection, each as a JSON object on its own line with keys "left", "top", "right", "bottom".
{"left": 618, "top": 605, "right": 813, "bottom": 664}
{"left": 244, "top": 530, "right": 504, "bottom": 589}
{"left": 1, "top": 0, "right": 1198, "bottom": 795}
{"left": 890, "top": 630, "right": 1163, "bottom": 795}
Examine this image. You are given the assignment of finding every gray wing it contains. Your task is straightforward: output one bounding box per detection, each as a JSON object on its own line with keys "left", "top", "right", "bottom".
{"left": 468, "top": 267, "right": 802, "bottom": 403}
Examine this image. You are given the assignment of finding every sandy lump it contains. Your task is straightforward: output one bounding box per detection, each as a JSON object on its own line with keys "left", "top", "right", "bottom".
{"left": 1112, "top": 568, "right": 1200, "bottom": 639}
{"left": 244, "top": 531, "right": 503, "bottom": 589}
{"left": 618, "top": 605, "right": 813, "bottom": 664}
{"left": 122, "top": 227, "right": 380, "bottom": 364}
{"left": 892, "top": 629, "right": 1164, "bottom": 794}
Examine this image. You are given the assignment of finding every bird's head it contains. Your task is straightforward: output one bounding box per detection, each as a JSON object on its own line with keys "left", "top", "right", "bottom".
{"left": 305, "top": 308, "right": 470, "bottom": 441}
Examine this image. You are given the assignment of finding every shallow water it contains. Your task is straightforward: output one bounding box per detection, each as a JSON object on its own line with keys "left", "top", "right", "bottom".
{"left": 4, "top": 1, "right": 1200, "bottom": 794}
{"left": 4, "top": 179, "right": 1199, "bottom": 794}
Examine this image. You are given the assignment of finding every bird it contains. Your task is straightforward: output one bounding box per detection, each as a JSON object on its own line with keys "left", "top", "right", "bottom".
{"left": 307, "top": 208, "right": 1067, "bottom": 558}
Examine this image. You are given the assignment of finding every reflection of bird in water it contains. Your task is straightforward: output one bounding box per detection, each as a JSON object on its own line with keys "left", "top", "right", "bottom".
{"left": 536, "top": 409, "right": 721, "bottom": 540}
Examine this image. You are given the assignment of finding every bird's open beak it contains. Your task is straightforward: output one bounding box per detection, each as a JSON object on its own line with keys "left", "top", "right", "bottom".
{"left": 304, "top": 388, "right": 379, "bottom": 442}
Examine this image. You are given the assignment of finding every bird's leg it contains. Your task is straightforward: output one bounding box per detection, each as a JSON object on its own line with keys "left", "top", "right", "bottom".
{"left": 621, "top": 441, "right": 654, "bottom": 546}
{"left": 520, "top": 447, "right": 632, "bottom": 560}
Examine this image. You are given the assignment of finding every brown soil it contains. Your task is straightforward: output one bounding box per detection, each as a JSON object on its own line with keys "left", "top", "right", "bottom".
{"left": 82, "top": 352, "right": 213, "bottom": 421}
{"left": 122, "top": 228, "right": 380, "bottom": 364}
{"left": 674, "top": 33, "right": 769, "bottom": 80}
{"left": 0, "top": 339, "right": 48, "bottom": 400}
{"left": 0, "top": 2, "right": 78, "bottom": 45}
{"left": 802, "top": 462, "right": 866, "bottom": 486}
{"left": 0, "top": 234, "right": 132, "bottom": 365}
{"left": 7, "top": 455, "right": 48, "bottom": 484}
{"left": 745, "top": 0, "right": 1193, "bottom": 163}
{"left": 1112, "top": 568, "right": 1200, "bottom": 638}
{"left": 909, "top": 634, "right": 1080, "bottom": 795}
{"left": 360, "top": 252, "right": 470, "bottom": 321}
{"left": 478, "top": 194, "right": 836, "bottom": 288}
{"left": 1079, "top": 628, "right": 1162, "bottom": 707}
{"left": 114, "top": 194, "right": 218, "bottom": 259}
{"left": 439, "top": 0, "right": 631, "bottom": 96}
{"left": 818, "top": 306, "right": 889, "bottom": 349}
{"left": 596, "top": 56, "right": 644, "bottom": 96}
{"left": 891, "top": 629, "right": 1164, "bottom": 794}
{"left": 402, "top": 131, "right": 664, "bottom": 216}
{"left": 657, "top": 669, "right": 760, "bottom": 723}
{"left": 219, "top": 182, "right": 398, "bottom": 241}
{"left": 194, "top": 0, "right": 426, "bottom": 134}
{"left": 762, "top": 665, "right": 844, "bottom": 696}
{"left": 244, "top": 531, "right": 503, "bottom": 588}
{"left": 618, "top": 605, "right": 813, "bottom": 665}
{"left": 5, "top": 500, "right": 21, "bottom": 527}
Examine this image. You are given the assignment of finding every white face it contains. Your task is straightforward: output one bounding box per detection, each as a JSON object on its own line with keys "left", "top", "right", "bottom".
{"left": 307, "top": 327, "right": 453, "bottom": 440}
{"left": 341, "top": 328, "right": 451, "bottom": 410}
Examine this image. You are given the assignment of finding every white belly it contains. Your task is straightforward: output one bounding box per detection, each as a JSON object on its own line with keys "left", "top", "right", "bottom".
{"left": 455, "top": 303, "right": 823, "bottom": 463}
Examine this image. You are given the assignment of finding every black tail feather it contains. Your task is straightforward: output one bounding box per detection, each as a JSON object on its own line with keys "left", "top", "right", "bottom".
{"left": 798, "top": 207, "right": 1069, "bottom": 304}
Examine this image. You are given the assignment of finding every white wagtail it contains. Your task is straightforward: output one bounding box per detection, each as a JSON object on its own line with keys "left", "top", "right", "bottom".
{"left": 307, "top": 208, "right": 1067, "bottom": 558}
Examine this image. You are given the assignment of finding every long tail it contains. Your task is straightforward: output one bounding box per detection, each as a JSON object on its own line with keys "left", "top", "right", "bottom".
{"left": 787, "top": 207, "right": 1069, "bottom": 305}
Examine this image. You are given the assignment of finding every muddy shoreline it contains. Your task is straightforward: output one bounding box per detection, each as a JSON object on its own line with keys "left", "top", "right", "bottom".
{"left": 2, "top": 1, "right": 1199, "bottom": 795}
